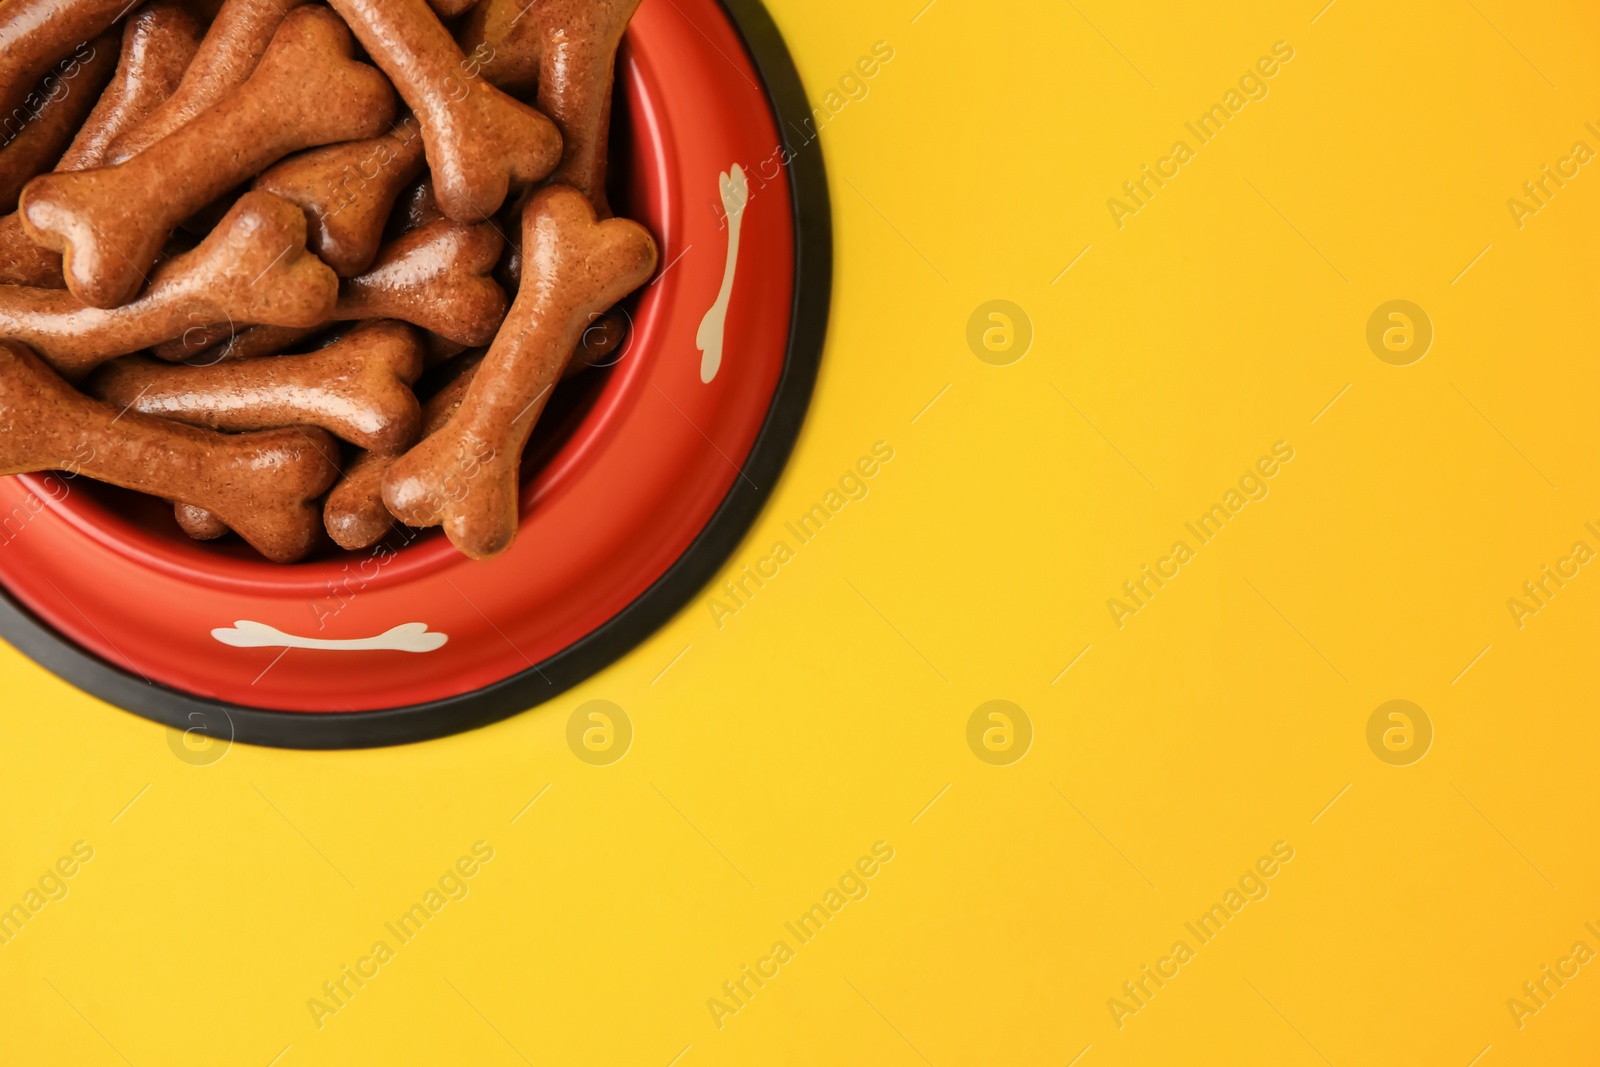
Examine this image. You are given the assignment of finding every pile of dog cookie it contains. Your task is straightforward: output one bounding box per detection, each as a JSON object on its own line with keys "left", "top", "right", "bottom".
{"left": 0, "top": 0, "right": 657, "bottom": 563}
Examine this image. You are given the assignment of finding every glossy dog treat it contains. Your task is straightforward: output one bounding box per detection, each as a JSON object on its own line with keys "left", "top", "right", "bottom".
{"left": 338, "top": 218, "right": 506, "bottom": 345}
{"left": 181, "top": 216, "right": 507, "bottom": 360}
{"left": 457, "top": 0, "right": 541, "bottom": 94}
{"left": 21, "top": 5, "right": 396, "bottom": 308}
{"left": 0, "top": 212, "right": 63, "bottom": 289}
{"left": 0, "top": 0, "right": 133, "bottom": 124}
{"left": 324, "top": 309, "right": 625, "bottom": 551}
{"left": 183, "top": 303, "right": 617, "bottom": 378}
{"left": 0, "top": 190, "right": 337, "bottom": 378}
{"left": 174, "top": 500, "right": 229, "bottom": 540}
{"left": 89, "top": 321, "right": 424, "bottom": 453}
{"left": 0, "top": 3, "right": 203, "bottom": 288}
{"left": 172, "top": 174, "right": 450, "bottom": 356}
{"left": 460, "top": 0, "right": 639, "bottom": 213}
{"left": 326, "top": 0, "right": 562, "bottom": 222}
{"left": 532, "top": 0, "right": 641, "bottom": 214}
{"left": 163, "top": 321, "right": 414, "bottom": 543}
{"left": 0, "top": 340, "right": 339, "bottom": 562}
{"left": 569, "top": 308, "right": 629, "bottom": 376}
{"left": 64, "top": 2, "right": 203, "bottom": 171}
{"left": 255, "top": 117, "right": 428, "bottom": 277}
{"left": 0, "top": 36, "right": 119, "bottom": 211}
{"left": 107, "top": 0, "right": 313, "bottom": 164}
{"left": 151, "top": 322, "right": 315, "bottom": 363}
{"left": 384, "top": 186, "right": 656, "bottom": 559}
{"left": 322, "top": 450, "right": 397, "bottom": 549}
{"left": 325, "top": 350, "right": 482, "bottom": 550}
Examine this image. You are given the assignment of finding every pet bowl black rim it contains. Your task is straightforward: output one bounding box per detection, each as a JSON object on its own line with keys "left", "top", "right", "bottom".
{"left": 0, "top": 0, "right": 831, "bottom": 750}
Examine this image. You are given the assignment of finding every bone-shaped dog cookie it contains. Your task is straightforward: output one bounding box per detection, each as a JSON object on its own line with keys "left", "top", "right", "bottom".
{"left": 0, "top": 3, "right": 202, "bottom": 288}
{"left": 326, "top": 0, "right": 562, "bottom": 222}
{"left": 89, "top": 321, "right": 424, "bottom": 454}
{"left": 0, "top": 340, "right": 339, "bottom": 562}
{"left": 338, "top": 218, "right": 506, "bottom": 345}
{"left": 255, "top": 117, "right": 428, "bottom": 277}
{"left": 324, "top": 308, "right": 630, "bottom": 550}
{"left": 169, "top": 319, "right": 490, "bottom": 372}
{"left": 572, "top": 309, "right": 630, "bottom": 376}
{"left": 153, "top": 322, "right": 316, "bottom": 364}
{"left": 175, "top": 500, "right": 229, "bottom": 540}
{"left": 325, "top": 350, "right": 481, "bottom": 550}
{"left": 161, "top": 321, "right": 486, "bottom": 371}
{"left": 384, "top": 186, "right": 656, "bottom": 559}
{"left": 165, "top": 321, "right": 422, "bottom": 542}
{"left": 528, "top": 0, "right": 641, "bottom": 216}
{"left": 0, "top": 35, "right": 119, "bottom": 211}
{"left": 394, "top": 182, "right": 476, "bottom": 356}
{"left": 156, "top": 168, "right": 495, "bottom": 362}
{"left": 162, "top": 216, "right": 506, "bottom": 362}
{"left": 65, "top": 2, "right": 202, "bottom": 171}
{"left": 0, "top": 190, "right": 338, "bottom": 378}
{"left": 0, "top": 0, "right": 132, "bottom": 124}
{"left": 150, "top": 175, "right": 454, "bottom": 358}
{"left": 107, "top": 0, "right": 313, "bottom": 164}
{"left": 459, "top": 0, "right": 641, "bottom": 214}
{"left": 0, "top": 212, "right": 62, "bottom": 289}
{"left": 457, "top": 0, "right": 541, "bottom": 94}
{"left": 21, "top": 5, "right": 396, "bottom": 308}
{"left": 322, "top": 450, "right": 401, "bottom": 550}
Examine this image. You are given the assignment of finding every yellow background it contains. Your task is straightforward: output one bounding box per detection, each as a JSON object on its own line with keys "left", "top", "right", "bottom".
{"left": 5, "top": 0, "right": 1600, "bottom": 1063}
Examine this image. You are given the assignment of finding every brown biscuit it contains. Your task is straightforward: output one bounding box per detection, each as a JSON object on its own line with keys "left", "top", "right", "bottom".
{"left": 0, "top": 4, "right": 202, "bottom": 289}
{"left": 255, "top": 117, "right": 428, "bottom": 277}
{"left": 457, "top": 0, "right": 541, "bottom": 94}
{"left": 153, "top": 322, "right": 317, "bottom": 364}
{"left": 460, "top": 0, "right": 641, "bottom": 213}
{"left": 89, "top": 321, "right": 424, "bottom": 453}
{"left": 324, "top": 350, "right": 480, "bottom": 550}
{"left": 569, "top": 308, "right": 628, "bottom": 376}
{"left": 530, "top": 0, "right": 641, "bottom": 215}
{"left": 0, "top": 216, "right": 64, "bottom": 289}
{"left": 174, "top": 216, "right": 506, "bottom": 361}
{"left": 338, "top": 218, "right": 506, "bottom": 345}
{"left": 0, "top": 0, "right": 134, "bottom": 124}
{"left": 0, "top": 340, "right": 339, "bottom": 562}
{"left": 193, "top": 306, "right": 605, "bottom": 376}
{"left": 146, "top": 186, "right": 578, "bottom": 365}
{"left": 326, "top": 0, "right": 562, "bottom": 222}
{"left": 0, "top": 36, "right": 119, "bottom": 212}
{"left": 62, "top": 2, "right": 203, "bottom": 172}
{"left": 322, "top": 450, "right": 395, "bottom": 550}
{"left": 0, "top": 190, "right": 338, "bottom": 378}
{"left": 21, "top": 6, "right": 396, "bottom": 309}
{"left": 383, "top": 186, "right": 656, "bottom": 559}
{"left": 174, "top": 500, "right": 230, "bottom": 540}
{"left": 324, "top": 308, "right": 627, "bottom": 550}
{"left": 107, "top": 0, "right": 313, "bottom": 164}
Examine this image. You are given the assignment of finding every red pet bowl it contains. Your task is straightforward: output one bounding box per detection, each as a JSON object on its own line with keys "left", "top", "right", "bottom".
{"left": 0, "top": 0, "right": 829, "bottom": 748}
